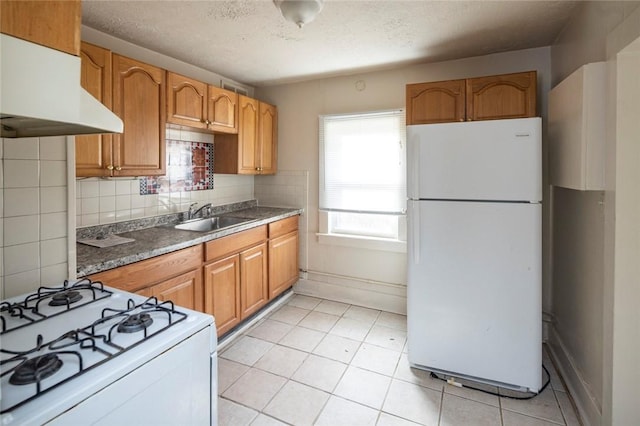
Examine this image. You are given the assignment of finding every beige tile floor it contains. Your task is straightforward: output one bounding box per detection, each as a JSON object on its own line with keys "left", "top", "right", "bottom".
{"left": 218, "top": 295, "right": 581, "bottom": 426}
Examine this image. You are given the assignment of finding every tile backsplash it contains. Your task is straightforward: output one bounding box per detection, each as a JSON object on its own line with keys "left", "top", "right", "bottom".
{"left": 76, "top": 128, "right": 254, "bottom": 228}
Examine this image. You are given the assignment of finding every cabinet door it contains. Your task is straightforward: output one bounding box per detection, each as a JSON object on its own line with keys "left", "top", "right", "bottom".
{"left": 204, "top": 255, "right": 241, "bottom": 336}
{"left": 0, "top": 0, "right": 81, "bottom": 55}
{"left": 237, "top": 95, "right": 260, "bottom": 174}
{"left": 240, "top": 242, "right": 268, "bottom": 318}
{"left": 268, "top": 231, "right": 299, "bottom": 299}
{"left": 406, "top": 80, "right": 465, "bottom": 124}
{"left": 77, "top": 42, "right": 113, "bottom": 177}
{"left": 150, "top": 268, "right": 203, "bottom": 312}
{"left": 112, "top": 54, "right": 166, "bottom": 176}
{"left": 207, "top": 86, "right": 238, "bottom": 134}
{"left": 466, "top": 71, "right": 537, "bottom": 121}
{"left": 258, "top": 102, "right": 277, "bottom": 174}
{"left": 166, "top": 72, "right": 207, "bottom": 129}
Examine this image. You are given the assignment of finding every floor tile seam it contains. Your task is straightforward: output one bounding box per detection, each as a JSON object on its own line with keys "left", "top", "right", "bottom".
{"left": 378, "top": 408, "right": 429, "bottom": 426}
{"left": 551, "top": 385, "right": 573, "bottom": 426}
{"left": 252, "top": 349, "right": 311, "bottom": 380}
{"left": 441, "top": 387, "right": 504, "bottom": 410}
{"left": 309, "top": 387, "right": 335, "bottom": 426}
{"left": 265, "top": 378, "right": 332, "bottom": 425}
{"left": 350, "top": 350, "right": 402, "bottom": 378}
{"left": 500, "top": 407, "right": 566, "bottom": 425}
{"left": 218, "top": 395, "right": 261, "bottom": 422}
{"left": 436, "top": 385, "right": 445, "bottom": 426}
{"left": 257, "top": 376, "right": 295, "bottom": 420}
{"left": 360, "top": 338, "right": 406, "bottom": 353}
{"left": 217, "top": 361, "right": 253, "bottom": 395}
{"left": 317, "top": 394, "right": 383, "bottom": 425}
{"left": 388, "top": 372, "right": 444, "bottom": 394}
{"left": 295, "top": 321, "right": 338, "bottom": 334}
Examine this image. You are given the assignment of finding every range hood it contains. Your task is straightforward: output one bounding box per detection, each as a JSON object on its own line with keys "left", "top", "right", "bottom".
{"left": 0, "top": 34, "right": 123, "bottom": 138}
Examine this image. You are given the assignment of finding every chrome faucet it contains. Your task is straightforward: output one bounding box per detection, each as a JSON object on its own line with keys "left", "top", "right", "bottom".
{"left": 187, "top": 202, "right": 212, "bottom": 220}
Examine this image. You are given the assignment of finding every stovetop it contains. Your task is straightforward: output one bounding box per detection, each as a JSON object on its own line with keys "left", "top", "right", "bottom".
{"left": 0, "top": 279, "right": 214, "bottom": 422}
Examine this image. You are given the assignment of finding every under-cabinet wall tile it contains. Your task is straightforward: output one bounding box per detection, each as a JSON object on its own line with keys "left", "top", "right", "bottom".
{"left": 3, "top": 137, "right": 39, "bottom": 159}
{"left": 4, "top": 215, "right": 40, "bottom": 246}
{"left": 4, "top": 269, "right": 40, "bottom": 298}
{"left": 4, "top": 188, "right": 40, "bottom": 217}
{"left": 81, "top": 213, "right": 99, "bottom": 226}
{"left": 40, "top": 263, "right": 68, "bottom": 286}
{"left": 40, "top": 186, "right": 67, "bottom": 214}
{"left": 99, "top": 196, "right": 115, "bottom": 213}
{"left": 40, "top": 238, "right": 67, "bottom": 267}
{"left": 40, "top": 160, "right": 66, "bottom": 187}
{"left": 81, "top": 180, "right": 100, "bottom": 198}
{"left": 99, "top": 180, "right": 116, "bottom": 197}
{"left": 3, "top": 160, "right": 39, "bottom": 188}
{"left": 82, "top": 197, "right": 99, "bottom": 215}
{"left": 115, "top": 180, "right": 132, "bottom": 195}
{"left": 99, "top": 211, "right": 116, "bottom": 224}
{"left": 40, "top": 212, "right": 67, "bottom": 240}
{"left": 4, "top": 242, "right": 40, "bottom": 275}
{"left": 39, "top": 136, "right": 67, "bottom": 160}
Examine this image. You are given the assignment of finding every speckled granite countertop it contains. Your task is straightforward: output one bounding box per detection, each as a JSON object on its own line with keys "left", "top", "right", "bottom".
{"left": 76, "top": 205, "right": 303, "bottom": 277}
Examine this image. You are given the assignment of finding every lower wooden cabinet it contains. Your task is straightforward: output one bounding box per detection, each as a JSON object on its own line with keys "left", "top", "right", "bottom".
{"left": 203, "top": 225, "right": 268, "bottom": 337}
{"left": 88, "top": 245, "right": 203, "bottom": 311}
{"left": 268, "top": 216, "right": 299, "bottom": 299}
{"left": 204, "top": 255, "right": 241, "bottom": 336}
{"left": 136, "top": 269, "right": 203, "bottom": 311}
{"left": 87, "top": 215, "right": 299, "bottom": 337}
{"left": 240, "top": 242, "right": 268, "bottom": 318}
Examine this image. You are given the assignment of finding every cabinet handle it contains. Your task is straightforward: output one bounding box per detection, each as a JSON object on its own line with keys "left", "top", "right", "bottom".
{"left": 107, "top": 165, "right": 114, "bottom": 170}
{"left": 115, "top": 166, "right": 122, "bottom": 171}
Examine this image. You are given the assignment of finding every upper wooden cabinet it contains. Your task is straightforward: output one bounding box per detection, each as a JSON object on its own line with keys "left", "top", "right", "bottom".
{"left": 214, "top": 96, "right": 277, "bottom": 175}
{"left": 77, "top": 42, "right": 113, "bottom": 177}
{"left": 258, "top": 102, "right": 278, "bottom": 174}
{"left": 0, "top": 0, "right": 81, "bottom": 55}
{"left": 166, "top": 72, "right": 208, "bottom": 129}
{"left": 406, "top": 79, "right": 466, "bottom": 124}
{"left": 112, "top": 54, "right": 166, "bottom": 176}
{"left": 466, "top": 72, "right": 537, "bottom": 121}
{"left": 166, "top": 72, "right": 238, "bottom": 134}
{"left": 77, "top": 51, "right": 167, "bottom": 177}
{"left": 207, "top": 86, "right": 239, "bottom": 133}
{"left": 406, "top": 71, "right": 537, "bottom": 125}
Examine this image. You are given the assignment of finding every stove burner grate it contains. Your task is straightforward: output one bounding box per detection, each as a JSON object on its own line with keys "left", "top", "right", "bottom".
{"left": 48, "top": 290, "right": 83, "bottom": 307}
{"left": 0, "top": 279, "right": 112, "bottom": 334}
{"left": 9, "top": 353, "right": 63, "bottom": 385}
{"left": 117, "top": 313, "right": 153, "bottom": 333}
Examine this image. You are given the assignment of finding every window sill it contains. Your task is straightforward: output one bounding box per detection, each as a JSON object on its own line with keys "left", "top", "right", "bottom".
{"left": 316, "top": 233, "right": 406, "bottom": 253}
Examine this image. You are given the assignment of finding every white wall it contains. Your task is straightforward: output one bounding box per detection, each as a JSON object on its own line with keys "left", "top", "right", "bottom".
{"left": 256, "top": 47, "right": 552, "bottom": 313}
{"left": 548, "top": 2, "right": 640, "bottom": 425}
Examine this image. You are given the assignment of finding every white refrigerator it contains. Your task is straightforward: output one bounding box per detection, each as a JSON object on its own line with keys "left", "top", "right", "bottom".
{"left": 406, "top": 117, "right": 542, "bottom": 393}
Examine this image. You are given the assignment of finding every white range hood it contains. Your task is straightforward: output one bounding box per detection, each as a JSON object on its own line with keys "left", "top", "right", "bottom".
{"left": 0, "top": 34, "right": 123, "bottom": 138}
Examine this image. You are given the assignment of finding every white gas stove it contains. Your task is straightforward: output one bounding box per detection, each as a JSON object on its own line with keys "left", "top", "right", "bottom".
{"left": 0, "top": 279, "right": 217, "bottom": 425}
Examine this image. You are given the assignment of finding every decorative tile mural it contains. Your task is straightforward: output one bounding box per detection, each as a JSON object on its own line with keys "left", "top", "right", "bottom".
{"left": 139, "top": 140, "right": 214, "bottom": 195}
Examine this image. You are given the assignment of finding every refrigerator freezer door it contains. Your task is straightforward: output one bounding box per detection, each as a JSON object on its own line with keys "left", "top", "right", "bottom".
{"left": 407, "top": 118, "right": 542, "bottom": 202}
{"left": 407, "top": 199, "right": 542, "bottom": 392}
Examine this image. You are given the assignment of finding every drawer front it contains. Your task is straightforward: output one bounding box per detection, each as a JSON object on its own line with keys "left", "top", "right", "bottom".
{"left": 89, "top": 244, "right": 203, "bottom": 292}
{"left": 205, "top": 225, "right": 267, "bottom": 262}
{"left": 268, "top": 216, "right": 298, "bottom": 238}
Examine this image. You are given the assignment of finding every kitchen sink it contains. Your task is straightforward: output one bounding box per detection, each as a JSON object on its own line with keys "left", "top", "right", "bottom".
{"left": 174, "top": 216, "right": 250, "bottom": 232}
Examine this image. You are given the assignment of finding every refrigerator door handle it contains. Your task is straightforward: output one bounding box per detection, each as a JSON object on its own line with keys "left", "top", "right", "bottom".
{"left": 411, "top": 202, "right": 420, "bottom": 264}
{"left": 408, "top": 131, "right": 420, "bottom": 198}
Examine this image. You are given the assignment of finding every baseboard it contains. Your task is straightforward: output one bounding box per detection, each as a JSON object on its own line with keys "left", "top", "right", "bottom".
{"left": 217, "top": 290, "right": 294, "bottom": 351}
{"left": 293, "top": 272, "right": 407, "bottom": 314}
{"left": 547, "top": 326, "right": 602, "bottom": 426}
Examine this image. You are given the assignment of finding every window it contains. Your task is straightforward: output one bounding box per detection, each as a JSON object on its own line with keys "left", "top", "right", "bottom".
{"left": 319, "top": 109, "right": 406, "bottom": 243}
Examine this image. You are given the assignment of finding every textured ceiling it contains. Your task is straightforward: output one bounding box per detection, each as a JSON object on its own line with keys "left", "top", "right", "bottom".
{"left": 82, "top": 0, "right": 580, "bottom": 87}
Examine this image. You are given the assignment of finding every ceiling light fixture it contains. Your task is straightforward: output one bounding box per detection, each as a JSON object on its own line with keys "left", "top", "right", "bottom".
{"left": 273, "top": 0, "right": 324, "bottom": 28}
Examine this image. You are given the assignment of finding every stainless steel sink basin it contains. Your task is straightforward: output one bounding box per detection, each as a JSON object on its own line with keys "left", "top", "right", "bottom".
{"left": 174, "top": 216, "right": 250, "bottom": 232}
